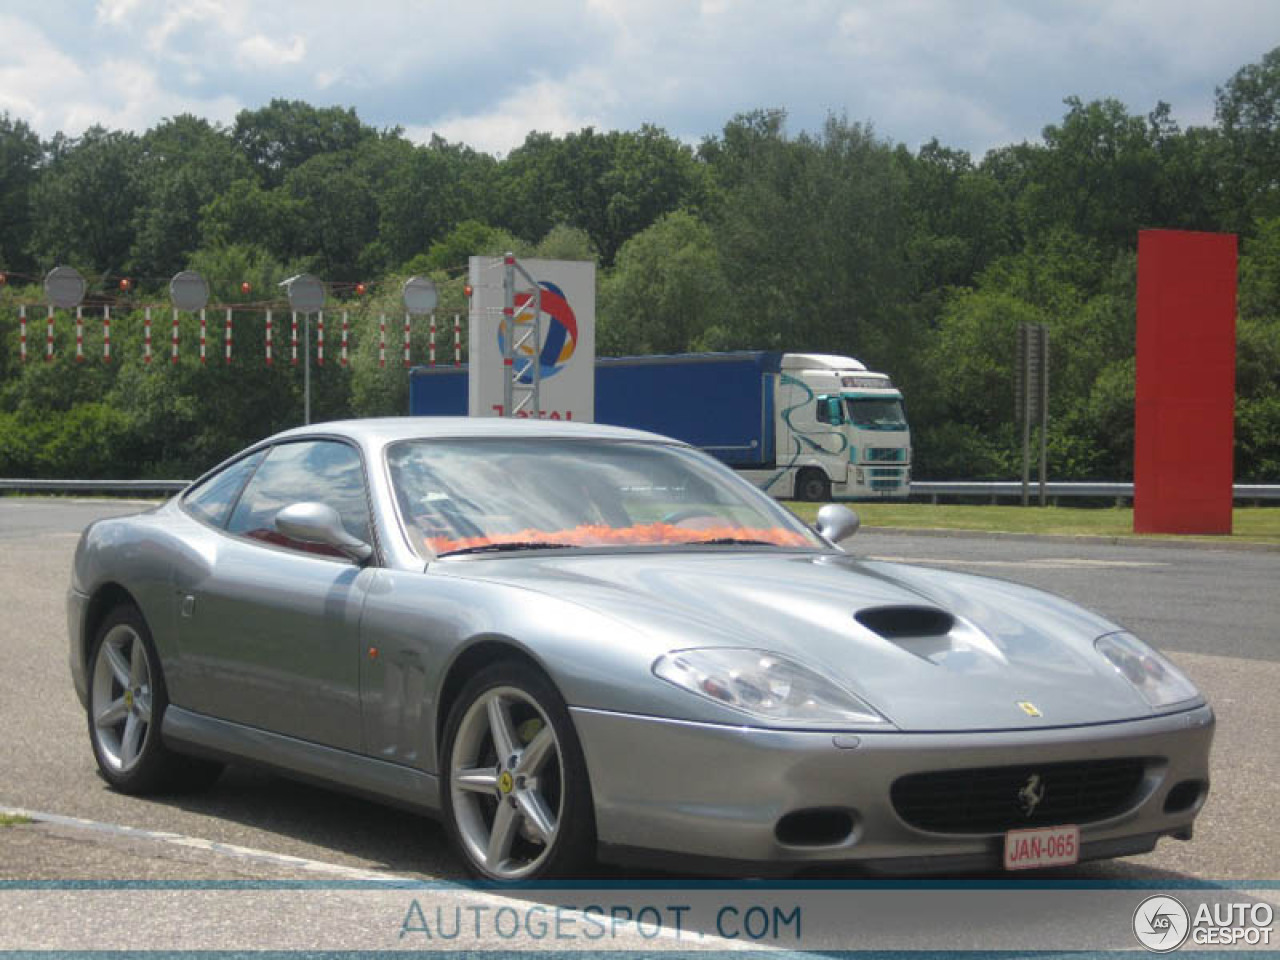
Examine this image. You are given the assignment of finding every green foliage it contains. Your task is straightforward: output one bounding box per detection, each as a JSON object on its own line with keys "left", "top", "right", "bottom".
{"left": 29, "top": 126, "right": 143, "bottom": 271}
{"left": 0, "top": 112, "right": 41, "bottom": 273}
{"left": 599, "top": 211, "right": 727, "bottom": 354}
{"left": 3, "top": 46, "right": 1280, "bottom": 483}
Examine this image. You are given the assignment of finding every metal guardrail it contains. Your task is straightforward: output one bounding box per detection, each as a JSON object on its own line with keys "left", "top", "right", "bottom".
{"left": 0, "top": 479, "right": 188, "bottom": 494}
{"left": 1, "top": 478, "right": 1278, "bottom": 502}
{"left": 908, "top": 481, "right": 1280, "bottom": 504}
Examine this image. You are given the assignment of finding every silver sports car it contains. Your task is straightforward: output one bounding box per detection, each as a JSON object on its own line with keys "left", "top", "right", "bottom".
{"left": 68, "top": 418, "right": 1213, "bottom": 880}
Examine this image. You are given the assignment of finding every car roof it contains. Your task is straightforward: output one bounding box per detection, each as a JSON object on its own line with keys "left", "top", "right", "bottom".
{"left": 266, "top": 416, "right": 684, "bottom": 448}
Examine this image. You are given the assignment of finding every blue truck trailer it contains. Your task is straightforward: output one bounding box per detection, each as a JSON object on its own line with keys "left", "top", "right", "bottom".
{"left": 409, "top": 351, "right": 910, "bottom": 500}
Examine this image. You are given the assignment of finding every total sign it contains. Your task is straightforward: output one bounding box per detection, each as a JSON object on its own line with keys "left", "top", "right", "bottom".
{"left": 467, "top": 257, "right": 596, "bottom": 422}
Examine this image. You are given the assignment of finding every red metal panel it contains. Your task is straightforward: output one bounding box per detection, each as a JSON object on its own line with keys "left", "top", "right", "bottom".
{"left": 1134, "top": 230, "right": 1237, "bottom": 534}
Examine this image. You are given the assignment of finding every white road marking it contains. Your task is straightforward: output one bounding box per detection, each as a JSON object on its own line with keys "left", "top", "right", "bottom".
{"left": 0, "top": 804, "right": 740, "bottom": 949}
{"left": 0, "top": 804, "right": 401, "bottom": 882}
{"left": 869, "top": 556, "right": 1170, "bottom": 569}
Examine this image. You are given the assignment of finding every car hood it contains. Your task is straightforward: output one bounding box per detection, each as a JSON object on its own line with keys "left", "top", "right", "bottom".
{"left": 435, "top": 550, "right": 1171, "bottom": 732}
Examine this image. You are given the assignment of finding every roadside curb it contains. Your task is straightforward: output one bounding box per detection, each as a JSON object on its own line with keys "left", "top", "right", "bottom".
{"left": 857, "top": 525, "right": 1280, "bottom": 553}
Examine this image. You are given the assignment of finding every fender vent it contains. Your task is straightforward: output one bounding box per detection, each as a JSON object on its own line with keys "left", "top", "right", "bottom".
{"left": 855, "top": 605, "right": 954, "bottom": 639}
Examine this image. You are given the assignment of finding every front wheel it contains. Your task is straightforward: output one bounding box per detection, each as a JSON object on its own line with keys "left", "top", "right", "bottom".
{"left": 441, "top": 661, "right": 595, "bottom": 881}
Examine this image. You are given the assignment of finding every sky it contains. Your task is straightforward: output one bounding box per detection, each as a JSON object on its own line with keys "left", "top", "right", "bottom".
{"left": 1, "top": 0, "right": 1278, "bottom": 157}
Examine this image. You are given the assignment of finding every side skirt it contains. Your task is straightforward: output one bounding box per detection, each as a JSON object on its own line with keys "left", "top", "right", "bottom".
{"left": 163, "top": 705, "right": 440, "bottom": 815}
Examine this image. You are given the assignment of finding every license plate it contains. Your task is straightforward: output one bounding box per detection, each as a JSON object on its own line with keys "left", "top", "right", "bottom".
{"left": 1003, "top": 824, "right": 1079, "bottom": 870}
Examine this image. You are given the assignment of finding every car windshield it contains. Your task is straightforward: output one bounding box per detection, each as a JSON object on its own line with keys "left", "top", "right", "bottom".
{"left": 845, "top": 397, "right": 907, "bottom": 431}
{"left": 386, "top": 437, "right": 825, "bottom": 559}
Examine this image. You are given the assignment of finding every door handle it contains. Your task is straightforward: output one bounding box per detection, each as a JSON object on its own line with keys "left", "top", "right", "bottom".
{"left": 181, "top": 594, "right": 196, "bottom": 618}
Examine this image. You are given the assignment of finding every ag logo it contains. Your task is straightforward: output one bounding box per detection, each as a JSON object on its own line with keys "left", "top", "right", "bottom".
{"left": 1017, "top": 773, "right": 1045, "bottom": 816}
{"left": 1133, "top": 895, "right": 1190, "bottom": 952}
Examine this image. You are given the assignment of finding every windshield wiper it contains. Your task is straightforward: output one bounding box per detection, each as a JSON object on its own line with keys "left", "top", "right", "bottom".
{"left": 438, "top": 541, "right": 579, "bottom": 558}
{"left": 686, "top": 537, "right": 781, "bottom": 547}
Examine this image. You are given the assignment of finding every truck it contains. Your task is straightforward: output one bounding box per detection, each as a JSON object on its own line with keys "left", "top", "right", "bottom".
{"left": 408, "top": 351, "right": 910, "bottom": 501}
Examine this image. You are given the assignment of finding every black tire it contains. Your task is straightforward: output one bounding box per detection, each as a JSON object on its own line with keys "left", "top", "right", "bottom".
{"left": 86, "top": 605, "right": 223, "bottom": 794}
{"left": 440, "top": 660, "right": 595, "bottom": 881}
{"left": 795, "top": 468, "right": 832, "bottom": 503}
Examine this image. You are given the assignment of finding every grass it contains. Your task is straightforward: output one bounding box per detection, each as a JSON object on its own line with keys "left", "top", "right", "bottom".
{"left": 0, "top": 813, "right": 32, "bottom": 827}
{"left": 781, "top": 502, "right": 1280, "bottom": 545}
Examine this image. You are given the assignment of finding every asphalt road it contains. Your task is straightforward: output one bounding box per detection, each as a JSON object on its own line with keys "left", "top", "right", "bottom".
{"left": 2, "top": 498, "right": 1278, "bottom": 885}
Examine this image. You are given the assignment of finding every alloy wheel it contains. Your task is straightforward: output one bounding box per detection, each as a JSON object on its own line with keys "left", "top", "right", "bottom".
{"left": 449, "top": 685, "right": 564, "bottom": 880}
{"left": 90, "top": 623, "right": 154, "bottom": 773}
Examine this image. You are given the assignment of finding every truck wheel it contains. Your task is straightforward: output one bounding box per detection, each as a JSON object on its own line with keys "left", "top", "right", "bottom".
{"left": 796, "top": 469, "right": 831, "bottom": 503}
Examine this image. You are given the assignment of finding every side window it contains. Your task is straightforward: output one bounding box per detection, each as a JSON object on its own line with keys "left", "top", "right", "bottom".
{"left": 227, "top": 440, "right": 372, "bottom": 557}
{"left": 816, "top": 395, "right": 840, "bottom": 425}
{"left": 183, "top": 450, "right": 266, "bottom": 529}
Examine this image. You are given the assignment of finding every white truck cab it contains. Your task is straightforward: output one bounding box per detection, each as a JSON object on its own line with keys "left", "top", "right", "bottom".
{"left": 740, "top": 353, "right": 911, "bottom": 501}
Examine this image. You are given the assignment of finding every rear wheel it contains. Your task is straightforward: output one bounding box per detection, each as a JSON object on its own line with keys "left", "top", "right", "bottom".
{"left": 441, "top": 661, "right": 595, "bottom": 881}
{"left": 87, "top": 605, "right": 223, "bottom": 794}
{"left": 795, "top": 468, "right": 831, "bottom": 502}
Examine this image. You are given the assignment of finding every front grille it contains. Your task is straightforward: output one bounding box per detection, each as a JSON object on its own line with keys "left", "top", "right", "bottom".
{"left": 891, "top": 758, "right": 1147, "bottom": 834}
{"left": 866, "top": 448, "right": 906, "bottom": 462}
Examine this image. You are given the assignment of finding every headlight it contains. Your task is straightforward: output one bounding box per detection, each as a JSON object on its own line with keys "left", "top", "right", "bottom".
{"left": 653, "top": 648, "right": 888, "bottom": 726}
{"left": 1095, "top": 632, "right": 1199, "bottom": 708}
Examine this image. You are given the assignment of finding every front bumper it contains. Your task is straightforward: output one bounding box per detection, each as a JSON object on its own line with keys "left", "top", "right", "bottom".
{"left": 571, "top": 704, "right": 1214, "bottom": 875}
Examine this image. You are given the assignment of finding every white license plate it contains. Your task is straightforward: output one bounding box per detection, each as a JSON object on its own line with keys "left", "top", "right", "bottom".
{"left": 1003, "top": 824, "right": 1080, "bottom": 870}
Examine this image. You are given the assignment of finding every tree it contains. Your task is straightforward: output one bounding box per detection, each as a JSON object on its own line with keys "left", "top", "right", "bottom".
{"left": 0, "top": 113, "right": 41, "bottom": 273}
{"left": 1215, "top": 45, "right": 1280, "bottom": 231}
{"left": 1022, "top": 97, "right": 1166, "bottom": 250}
{"left": 29, "top": 126, "right": 143, "bottom": 272}
{"left": 705, "top": 112, "right": 915, "bottom": 371}
{"left": 130, "top": 115, "right": 251, "bottom": 278}
{"left": 599, "top": 211, "right": 727, "bottom": 355}
{"left": 232, "top": 100, "right": 373, "bottom": 188}
{"left": 283, "top": 152, "right": 378, "bottom": 280}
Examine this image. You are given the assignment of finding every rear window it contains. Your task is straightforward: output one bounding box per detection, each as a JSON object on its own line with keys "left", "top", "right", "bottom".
{"left": 183, "top": 451, "right": 265, "bottom": 529}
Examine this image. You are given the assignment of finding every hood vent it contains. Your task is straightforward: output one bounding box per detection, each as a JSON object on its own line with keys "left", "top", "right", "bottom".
{"left": 855, "top": 605, "right": 954, "bottom": 639}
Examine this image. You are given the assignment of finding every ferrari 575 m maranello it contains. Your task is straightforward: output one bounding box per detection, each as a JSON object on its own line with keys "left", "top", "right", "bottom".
{"left": 68, "top": 417, "right": 1213, "bottom": 879}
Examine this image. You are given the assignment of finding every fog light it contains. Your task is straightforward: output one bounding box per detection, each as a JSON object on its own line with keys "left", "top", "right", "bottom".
{"left": 1163, "top": 779, "right": 1208, "bottom": 814}
{"left": 775, "top": 809, "right": 856, "bottom": 847}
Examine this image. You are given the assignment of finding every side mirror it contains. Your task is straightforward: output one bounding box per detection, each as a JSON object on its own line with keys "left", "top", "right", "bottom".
{"left": 275, "top": 502, "right": 373, "bottom": 563}
{"left": 826, "top": 397, "right": 844, "bottom": 425}
{"left": 816, "top": 503, "right": 860, "bottom": 545}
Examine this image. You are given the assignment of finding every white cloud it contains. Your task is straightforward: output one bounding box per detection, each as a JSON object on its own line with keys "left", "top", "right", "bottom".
{"left": 0, "top": 14, "right": 239, "bottom": 137}
{"left": 409, "top": 71, "right": 613, "bottom": 155}
{"left": 95, "top": 0, "right": 145, "bottom": 25}
{"left": 237, "top": 33, "right": 307, "bottom": 68}
{"left": 6, "top": 0, "right": 1280, "bottom": 157}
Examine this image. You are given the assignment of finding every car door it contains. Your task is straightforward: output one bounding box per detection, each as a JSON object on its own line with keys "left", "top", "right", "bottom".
{"left": 174, "top": 438, "right": 376, "bottom": 752}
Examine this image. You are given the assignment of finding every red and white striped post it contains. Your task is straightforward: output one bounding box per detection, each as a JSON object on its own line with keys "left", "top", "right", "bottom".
{"left": 171, "top": 310, "right": 180, "bottom": 364}
{"left": 199, "top": 308, "right": 207, "bottom": 365}
{"left": 429, "top": 315, "right": 437, "bottom": 367}
{"left": 75, "top": 306, "right": 84, "bottom": 363}
{"left": 103, "top": 307, "right": 111, "bottom": 363}
{"left": 45, "top": 306, "right": 54, "bottom": 362}
{"left": 454, "top": 315, "right": 462, "bottom": 366}
{"left": 291, "top": 312, "right": 299, "bottom": 366}
{"left": 340, "top": 311, "right": 349, "bottom": 367}
{"left": 265, "top": 310, "right": 273, "bottom": 366}
{"left": 144, "top": 307, "right": 152, "bottom": 364}
{"left": 403, "top": 314, "right": 411, "bottom": 368}
{"left": 18, "top": 305, "right": 26, "bottom": 362}
{"left": 378, "top": 315, "right": 387, "bottom": 368}
{"left": 224, "top": 308, "right": 233, "bottom": 364}
{"left": 316, "top": 311, "right": 325, "bottom": 366}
